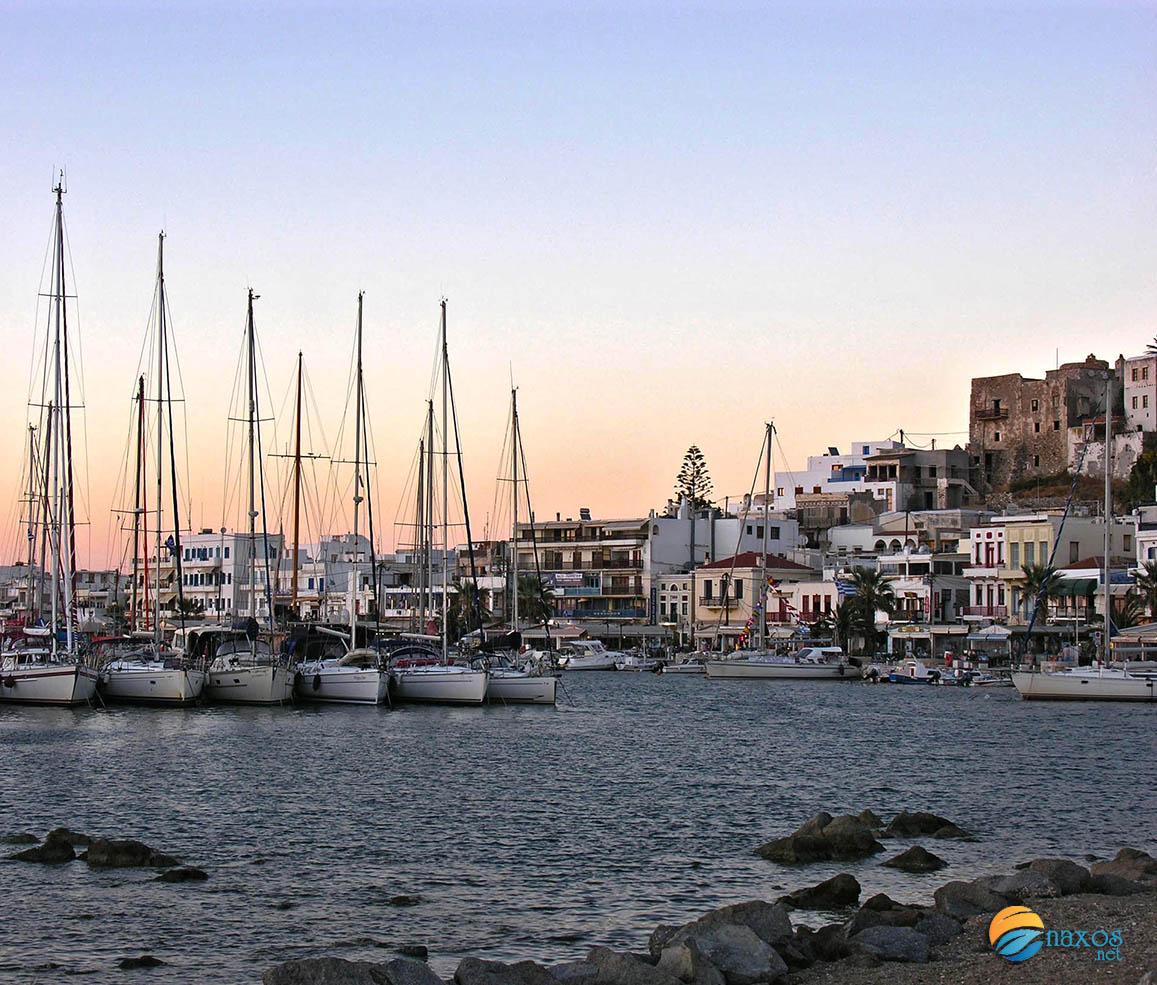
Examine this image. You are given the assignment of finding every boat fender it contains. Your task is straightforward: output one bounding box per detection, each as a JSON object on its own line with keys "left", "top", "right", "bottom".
{"left": 312, "top": 673, "right": 322, "bottom": 692}
{"left": 837, "top": 663, "right": 845, "bottom": 676}
{"left": 293, "top": 671, "right": 303, "bottom": 689}
{"left": 2, "top": 676, "right": 14, "bottom": 688}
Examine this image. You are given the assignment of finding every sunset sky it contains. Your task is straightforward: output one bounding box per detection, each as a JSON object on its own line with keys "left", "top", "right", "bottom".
{"left": 2, "top": 1, "right": 1154, "bottom": 569}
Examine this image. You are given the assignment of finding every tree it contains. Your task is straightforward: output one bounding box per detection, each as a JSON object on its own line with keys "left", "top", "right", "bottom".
{"left": 175, "top": 597, "right": 204, "bottom": 618}
{"left": 1135, "top": 560, "right": 1157, "bottom": 616}
{"left": 848, "top": 568, "right": 895, "bottom": 657}
{"left": 517, "top": 574, "right": 555, "bottom": 628}
{"left": 1113, "top": 590, "right": 1144, "bottom": 630}
{"left": 1018, "top": 563, "right": 1058, "bottom": 621}
{"left": 1123, "top": 451, "right": 1157, "bottom": 510}
{"left": 453, "top": 579, "right": 490, "bottom": 638}
{"left": 675, "top": 445, "right": 714, "bottom": 510}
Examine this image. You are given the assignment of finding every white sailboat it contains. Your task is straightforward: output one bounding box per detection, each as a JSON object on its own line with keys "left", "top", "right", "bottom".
{"left": 294, "top": 295, "right": 388, "bottom": 705}
{"left": 558, "top": 640, "right": 621, "bottom": 670}
{"left": 483, "top": 385, "right": 557, "bottom": 705}
{"left": 390, "top": 300, "right": 487, "bottom": 705}
{"left": 204, "top": 289, "right": 294, "bottom": 705}
{"left": 101, "top": 233, "right": 205, "bottom": 706}
{"left": 1013, "top": 377, "right": 1154, "bottom": 702}
{"left": 1, "top": 178, "right": 98, "bottom": 707}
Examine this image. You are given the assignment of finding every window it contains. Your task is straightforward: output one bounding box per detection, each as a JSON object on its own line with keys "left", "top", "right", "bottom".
{"left": 992, "top": 398, "right": 1002, "bottom": 414}
{"left": 1134, "top": 396, "right": 1139, "bottom": 409}
{"left": 756, "top": 526, "right": 764, "bottom": 539}
{"left": 769, "top": 526, "right": 780, "bottom": 539}
{"left": 994, "top": 431, "right": 1001, "bottom": 442}
{"left": 703, "top": 580, "right": 712, "bottom": 600}
{"left": 1146, "top": 367, "right": 1151, "bottom": 381}
{"left": 1039, "top": 541, "right": 1048, "bottom": 561}
{"left": 1024, "top": 543, "right": 1034, "bottom": 565}
{"left": 1031, "top": 398, "right": 1039, "bottom": 412}
{"left": 1034, "top": 422, "right": 1040, "bottom": 433}
{"left": 1133, "top": 368, "right": 1139, "bottom": 381}
{"left": 1069, "top": 541, "right": 1079, "bottom": 564}
{"left": 794, "top": 486, "right": 803, "bottom": 495}
{"left": 812, "top": 485, "right": 821, "bottom": 494}
{"left": 224, "top": 547, "right": 230, "bottom": 559}
{"left": 682, "top": 602, "right": 688, "bottom": 615}
{"left": 735, "top": 579, "right": 743, "bottom": 600}
{"left": 1125, "top": 535, "right": 1133, "bottom": 552}
{"left": 746, "top": 525, "right": 752, "bottom": 535}
{"left": 1033, "top": 455, "right": 1040, "bottom": 467}
{"left": 776, "top": 487, "right": 784, "bottom": 497}
{"left": 1145, "top": 395, "right": 1150, "bottom": 409}
{"left": 862, "top": 446, "right": 870, "bottom": 455}
{"left": 659, "top": 601, "right": 667, "bottom": 617}
{"left": 928, "top": 466, "right": 937, "bottom": 478}
{"left": 1053, "top": 420, "right": 1060, "bottom": 431}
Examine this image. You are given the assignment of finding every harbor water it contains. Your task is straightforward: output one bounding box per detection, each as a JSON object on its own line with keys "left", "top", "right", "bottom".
{"left": 1, "top": 674, "right": 1154, "bottom": 983}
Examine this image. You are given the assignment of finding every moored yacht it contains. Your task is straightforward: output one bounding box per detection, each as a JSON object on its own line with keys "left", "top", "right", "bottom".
{"left": 705, "top": 646, "right": 853, "bottom": 680}
{"left": 96, "top": 637, "right": 205, "bottom": 706}
{"left": 558, "top": 640, "right": 621, "bottom": 670}
{"left": 1, "top": 635, "right": 99, "bottom": 706}
{"left": 1013, "top": 665, "right": 1156, "bottom": 702}
{"left": 206, "top": 634, "right": 295, "bottom": 705}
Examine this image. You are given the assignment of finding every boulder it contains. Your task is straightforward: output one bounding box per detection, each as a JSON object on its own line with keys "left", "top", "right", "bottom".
{"left": 659, "top": 923, "right": 787, "bottom": 985}
{"left": 263, "top": 958, "right": 392, "bottom": 985}
{"left": 586, "top": 948, "right": 683, "bottom": 985}
{"left": 456, "top": 959, "right": 559, "bottom": 985}
{"left": 9, "top": 835, "right": 75, "bottom": 864}
{"left": 857, "top": 810, "right": 883, "bottom": 829}
{"left": 860, "top": 893, "right": 901, "bottom": 912}
{"left": 676, "top": 901, "right": 793, "bottom": 950}
{"left": 1090, "top": 849, "right": 1157, "bottom": 884}
{"left": 1087, "top": 873, "right": 1150, "bottom": 896}
{"left": 883, "top": 812, "right": 962, "bottom": 839}
{"left": 156, "top": 867, "right": 208, "bottom": 883}
{"left": 881, "top": 846, "right": 946, "bottom": 873}
{"left": 1, "top": 832, "right": 39, "bottom": 845}
{"left": 849, "top": 926, "right": 930, "bottom": 963}
{"left": 381, "top": 958, "right": 444, "bottom": 985}
{"left": 806, "top": 924, "right": 851, "bottom": 963}
{"left": 118, "top": 955, "right": 166, "bottom": 969}
{"left": 648, "top": 926, "right": 680, "bottom": 961}
{"left": 932, "top": 880, "right": 1010, "bottom": 920}
{"left": 844, "top": 903, "right": 924, "bottom": 938}
{"left": 755, "top": 814, "right": 882, "bottom": 863}
{"left": 83, "top": 837, "right": 178, "bottom": 868}
{"left": 1026, "top": 859, "right": 1091, "bottom": 895}
{"left": 913, "top": 914, "right": 962, "bottom": 946}
{"left": 975, "top": 871, "right": 1061, "bottom": 901}
{"left": 46, "top": 827, "right": 90, "bottom": 846}
{"left": 549, "top": 962, "right": 598, "bottom": 985}
{"left": 931, "top": 824, "right": 972, "bottom": 840}
{"left": 782, "top": 873, "right": 860, "bottom": 910}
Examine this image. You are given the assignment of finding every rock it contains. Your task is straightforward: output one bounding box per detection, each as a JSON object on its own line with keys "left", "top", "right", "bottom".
{"left": 659, "top": 924, "right": 786, "bottom": 985}
{"left": 881, "top": 846, "right": 946, "bottom": 873}
{"left": 549, "top": 962, "right": 598, "bottom": 985}
{"left": 782, "top": 873, "right": 860, "bottom": 910}
{"left": 860, "top": 893, "right": 901, "bottom": 912}
{"left": 850, "top": 926, "right": 930, "bottom": 963}
{"left": 913, "top": 914, "right": 963, "bottom": 946}
{"left": 932, "top": 880, "right": 1010, "bottom": 920}
{"left": 677, "top": 901, "right": 793, "bottom": 950}
{"left": 1091, "top": 849, "right": 1157, "bottom": 884}
{"left": 9, "top": 836, "right": 75, "bottom": 864}
{"left": 776, "top": 941, "right": 811, "bottom": 970}
{"left": 1088, "top": 873, "right": 1150, "bottom": 896}
{"left": 931, "top": 824, "right": 971, "bottom": 840}
{"left": 118, "top": 954, "right": 166, "bottom": 969}
{"left": 648, "top": 926, "right": 680, "bottom": 961}
{"left": 381, "top": 957, "right": 445, "bottom": 985}
{"left": 857, "top": 810, "right": 883, "bottom": 829}
{"left": 456, "top": 959, "right": 559, "bottom": 985}
{"left": 844, "top": 902, "right": 924, "bottom": 938}
{"left": 975, "top": 871, "right": 1061, "bottom": 901}
{"left": 586, "top": 947, "right": 683, "bottom": 985}
{"left": 808, "top": 924, "right": 851, "bottom": 963}
{"left": 884, "top": 811, "right": 962, "bottom": 839}
{"left": 46, "top": 827, "right": 90, "bottom": 846}
{"left": 755, "top": 813, "right": 882, "bottom": 863}
{"left": 394, "top": 947, "right": 428, "bottom": 960}
{"left": 84, "top": 838, "right": 178, "bottom": 868}
{"left": 1, "top": 831, "right": 39, "bottom": 845}
{"left": 1026, "top": 859, "right": 1091, "bottom": 895}
{"left": 156, "top": 867, "right": 208, "bottom": 883}
{"left": 263, "top": 958, "right": 392, "bottom": 985}
{"left": 388, "top": 895, "right": 422, "bottom": 907}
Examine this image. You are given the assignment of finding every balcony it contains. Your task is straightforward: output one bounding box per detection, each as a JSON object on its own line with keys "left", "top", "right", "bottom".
{"left": 975, "top": 407, "right": 1009, "bottom": 421}
{"left": 963, "top": 605, "right": 1007, "bottom": 620}
{"left": 699, "top": 596, "right": 741, "bottom": 607}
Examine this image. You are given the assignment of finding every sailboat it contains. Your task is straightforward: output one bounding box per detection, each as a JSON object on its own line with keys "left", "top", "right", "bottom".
{"left": 705, "top": 422, "right": 851, "bottom": 681}
{"left": 100, "top": 233, "right": 206, "bottom": 705}
{"left": 1013, "top": 377, "right": 1156, "bottom": 702}
{"left": 204, "top": 289, "right": 294, "bottom": 705}
{"left": 294, "top": 295, "right": 389, "bottom": 705}
{"left": 0, "top": 179, "right": 99, "bottom": 706}
{"left": 390, "top": 300, "right": 488, "bottom": 705}
{"left": 481, "top": 386, "right": 558, "bottom": 705}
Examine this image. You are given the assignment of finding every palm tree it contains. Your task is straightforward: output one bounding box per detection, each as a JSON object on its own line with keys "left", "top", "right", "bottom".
{"left": 452, "top": 579, "right": 490, "bottom": 639}
{"left": 1134, "top": 560, "right": 1157, "bottom": 616}
{"left": 827, "top": 599, "right": 866, "bottom": 653}
{"left": 517, "top": 574, "right": 555, "bottom": 628}
{"left": 850, "top": 568, "right": 895, "bottom": 657}
{"left": 1019, "top": 563, "right": 1058, "bottom": 621}
{"left": 1113, "top": 590, "right": 1144, "bottom": 631}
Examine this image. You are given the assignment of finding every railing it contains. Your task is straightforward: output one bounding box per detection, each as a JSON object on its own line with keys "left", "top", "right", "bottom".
{"left": 975, "top": 407, "right": 1009, "bottom": 421}
{"left": 963, "top": 605, "right": 1007, "bottom": 618}
{"left": 699, "top": 596, "right": 740, "bottom": 607}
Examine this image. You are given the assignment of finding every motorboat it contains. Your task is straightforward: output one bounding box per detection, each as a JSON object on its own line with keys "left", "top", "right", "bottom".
{"left": 95, "top": 637, "right": 206, "bottom": 706}
{"left": 705, "top": 646, "right": 854, "bottom": 680}
{"left": 661, "top": 658, "right": 707, "bottom": 675}
{"left": 558, "top": 640, "right": 621, "bottom": 670}
{"left": 1013, "top": 665, "right": 1157, "bottom": 702}
{"left": 615, "top": 649, "right": 662, "bottom": 672}
{"left": 887, "top": 658, "right": 944, "bottom": 684}
{"left": 0, "top": 636, "right": 99, "bottom": 706}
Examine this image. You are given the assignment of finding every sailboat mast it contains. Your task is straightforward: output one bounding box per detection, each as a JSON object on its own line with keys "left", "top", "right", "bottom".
{"left": 39, "top": 402, "right": 53, "bottom": 632}
{"left": 246, "top": 289, "right": 258, "bottom": 623}
{"left": 512, "top": 388, "right": 519, "bottom": 633}
{"left": 23, "top": 426, "right": 37, "bottom": 623}
{"left": 155, "top": 232, "right": 165, "bottom": 648}
{"left": 416, "top": 435, "right": 425, "bottom": 631}
{"left": 426, "top": 399, "right": 435, "bottom": 634}
{"left": 351, "top": 293, "right": 364, "bottom": 650}
{"left": 759, "top": 421, "right": 772, "bottom": 650}
{"left": 440, "top": 299, "right": 449, "bottom": 664}
{"left": 131, "top": 376, "right": 145, "bottom": 632}
{"left": 292, "top": 351, "right": 303, "bottom": 607}
{"left": 55, "top": 181, "right": 78, "bottom": 654}
{"left": 1104, "top": 376, "right": 1112, "bottom": 667}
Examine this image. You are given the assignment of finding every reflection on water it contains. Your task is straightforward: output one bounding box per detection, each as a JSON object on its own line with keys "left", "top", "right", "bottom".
{"left": 0, "top": 675, "right": 1153, "bottom": 982}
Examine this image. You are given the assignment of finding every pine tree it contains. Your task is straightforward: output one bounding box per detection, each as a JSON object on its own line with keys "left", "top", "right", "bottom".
{"left": 675, "top": 445, "right": 714, "bottom": 510}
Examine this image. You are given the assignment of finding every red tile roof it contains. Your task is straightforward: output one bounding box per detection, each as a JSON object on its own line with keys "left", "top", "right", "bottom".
{"left": 699, "top": 552, "right": 817, "bottom": 572}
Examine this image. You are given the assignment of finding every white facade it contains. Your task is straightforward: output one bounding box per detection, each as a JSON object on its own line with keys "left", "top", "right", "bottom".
{"left": 1124, "top": 354, "right": 1157, "bottom": 432}
{"left": 770, "top": 439, "right": 904, "bottom": 510}
{"left": 961, "top": 525, "right": 1008, "bottom": 621}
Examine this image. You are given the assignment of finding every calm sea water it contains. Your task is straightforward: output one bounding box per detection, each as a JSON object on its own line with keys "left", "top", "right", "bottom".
{"left": 1, "top": 675, "right": 1154, "bottom": 984}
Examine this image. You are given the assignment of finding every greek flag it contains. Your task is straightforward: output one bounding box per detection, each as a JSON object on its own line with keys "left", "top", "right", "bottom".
{"left": 165, "top": 534, "right": 176, "bottom": 557}
{"left": 835, "top": 580, "right": 857, "bottom": 598}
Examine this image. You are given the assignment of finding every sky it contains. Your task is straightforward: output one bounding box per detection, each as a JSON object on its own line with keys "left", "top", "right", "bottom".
{"left": 2, "top": 0, "right": 1154, "bottom": 568}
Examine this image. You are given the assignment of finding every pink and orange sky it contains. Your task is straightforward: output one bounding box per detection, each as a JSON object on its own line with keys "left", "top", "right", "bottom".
{"left": 2, "top": 2, "right": 1154, "bottom": 568}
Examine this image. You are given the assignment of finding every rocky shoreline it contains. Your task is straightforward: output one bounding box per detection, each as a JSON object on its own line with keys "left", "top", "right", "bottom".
{"left": 256, "top": 811, "right": 1157, "bottom": 985}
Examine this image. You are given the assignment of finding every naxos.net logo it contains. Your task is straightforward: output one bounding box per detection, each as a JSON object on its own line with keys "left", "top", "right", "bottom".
{"left": 989, "top": 906, "right": 1045, "bottom": 962}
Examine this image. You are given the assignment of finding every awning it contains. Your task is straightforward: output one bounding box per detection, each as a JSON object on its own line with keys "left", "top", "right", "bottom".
{"left": 1051, "top": 578, "right": 1098, "bottom": 598}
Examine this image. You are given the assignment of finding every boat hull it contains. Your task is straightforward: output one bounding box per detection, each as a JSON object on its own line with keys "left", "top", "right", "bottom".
{"left": 393, "top": 669, "right": 488, "bottom": 705}
{"left": 561, "top": 657, "right": 617, "bottom": 671}
{"left": 1012, "top": 671, "right": 1157, "bottom": 702}
{"left": 205, "top": 665, "right": 295, "bottom": 705}
{"left": 705, "top": 660, "right": 853, "bottom": 679}
{"left": 100, "top": 668, "right": 206, "bottom": 706}
{"left": 485, "top": 675, "right": 557, "bottom": 705}
{"left": 660, "top": 663, "right": 706, "bottom": 675}
{"left": 0, "top": 664, "right": 100, "bottom": 706}
{"left": 295, "top": 668, "right": 389, "bottom": 705}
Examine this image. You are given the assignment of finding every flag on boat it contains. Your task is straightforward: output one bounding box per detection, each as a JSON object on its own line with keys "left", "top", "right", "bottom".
{"left": 165, "top": 534, "right": 176, "bottom": 556}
